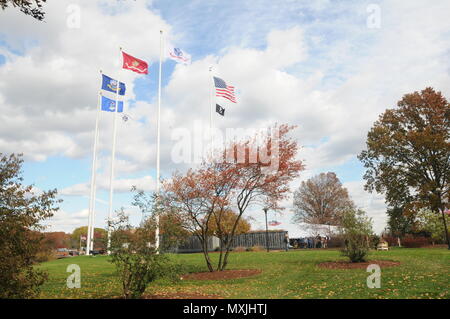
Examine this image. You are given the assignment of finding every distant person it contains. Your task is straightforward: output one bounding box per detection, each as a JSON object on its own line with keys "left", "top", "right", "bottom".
{"left": 307, "top": 237, "right": 313, "bottom": 249}
{"left": 284, "top": 234, "right": 289, "bottom": 252}
{"left": 316, "top": 235, "right": 322, "bottom": 248}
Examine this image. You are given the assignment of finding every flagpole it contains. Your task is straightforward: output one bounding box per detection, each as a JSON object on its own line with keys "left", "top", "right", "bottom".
{"left": 155, "top": 30, "right": 163, "bottom": 253}
{"left": 86, "top": 90, "right": 101, "bottom": 255}
{"left": 209, "top": 66, "right": 214, "bottom": 157}
{"left": 90, "top": 91, "right": 101, "bottom": 253}
{"left": 107, "top": 49, "right": 123, "bottom": 254}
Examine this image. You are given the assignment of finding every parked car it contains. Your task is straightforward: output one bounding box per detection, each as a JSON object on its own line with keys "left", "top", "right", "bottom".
{"left": 55, "top": 248, "right": 69, "bottom": 258}
{"left": 69, "top": 250, "right": 79, "bottom": 256}
{"left": 87, "top": 249, "right": 106, "bottom": 256}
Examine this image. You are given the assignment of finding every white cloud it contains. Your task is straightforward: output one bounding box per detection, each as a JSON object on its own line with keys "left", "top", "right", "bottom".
{"left": 60, "top": 175, "right": 156, "bottom": 197}
{"left": 2, "top": 0, "right": 450, "bottom": 232}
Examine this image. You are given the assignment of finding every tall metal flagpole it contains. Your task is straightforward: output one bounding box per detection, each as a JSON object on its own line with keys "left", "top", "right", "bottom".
{"left": 89, "top": 91, "right": 101, "bottom": 253}
{"left": 86, "top": 90, "right": 101, "bottom": 255}
{"left": 107, "top": 49, "right": 123, "bottom": 254}
{"left": 208, "top": 66, "right": 214, "bottom": 157}
{"left": 155, "top": 31, "right": 163, "bottom": 252}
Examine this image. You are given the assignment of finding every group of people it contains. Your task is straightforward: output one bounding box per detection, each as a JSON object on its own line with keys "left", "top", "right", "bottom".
{"left": 290, "top": 235, "right": 331, "bottom": 249}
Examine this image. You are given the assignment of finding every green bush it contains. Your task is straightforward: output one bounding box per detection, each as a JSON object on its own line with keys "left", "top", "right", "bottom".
{"left": 109, "top": 209, "right": 181, "bottom": 299}
{"left": 340, "top": 209, "right": 374, "bottom": 263}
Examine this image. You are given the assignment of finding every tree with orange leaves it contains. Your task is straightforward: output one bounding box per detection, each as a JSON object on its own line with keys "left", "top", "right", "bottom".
{"left": 359, "top": 88, "right": 450, "bottom": 249}
{"left": 163, "top": 123, "right": 304, "bottom": 271}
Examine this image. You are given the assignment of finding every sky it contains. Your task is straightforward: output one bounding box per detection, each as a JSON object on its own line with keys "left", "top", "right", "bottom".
{"left": 1, "top": 0, "right": 450, "bottom": 235}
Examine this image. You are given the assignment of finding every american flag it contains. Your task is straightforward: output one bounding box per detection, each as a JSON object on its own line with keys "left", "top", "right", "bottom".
{"left": 214, "top": 76, "right": 237, "bottom": 103}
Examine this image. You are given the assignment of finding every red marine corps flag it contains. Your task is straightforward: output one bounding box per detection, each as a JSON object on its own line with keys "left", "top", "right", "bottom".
{"left": 122, "top": 51, "right": 148, "bottom": 74}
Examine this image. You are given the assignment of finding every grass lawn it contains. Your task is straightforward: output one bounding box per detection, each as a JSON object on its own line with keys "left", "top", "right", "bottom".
{"left": 36, "top": 247, "right": 449, "bottom": 299}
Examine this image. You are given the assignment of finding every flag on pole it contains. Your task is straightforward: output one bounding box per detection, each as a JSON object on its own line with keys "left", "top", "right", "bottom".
{"left": 168, "top": 47, "right": 191, "bottom": 64}
{"left": 213, "top": 76, "right": 237, "bottom": 103}
{"left": 101, "top": 74, "right": 126, "bottom": 95}
{"left": 101, "top": 96, "right": 124, "bottom": 113}
{"left": 216, "top": 104, "right": 225, "bottom": 116}
{"left": 122, "top": 51, "right": 149, "bottom": 74}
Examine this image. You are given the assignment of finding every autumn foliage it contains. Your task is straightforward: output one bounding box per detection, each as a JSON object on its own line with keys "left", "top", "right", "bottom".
{"left": 163, "top": 123, "right": 304, "bottom": 271}
{"left": 359, "top": 87, "right": 450, "bottom": 248}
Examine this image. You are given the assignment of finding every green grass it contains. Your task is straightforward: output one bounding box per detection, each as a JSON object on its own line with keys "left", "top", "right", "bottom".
{"left": 36, "top": 248, "right": 449, "bottom": 299}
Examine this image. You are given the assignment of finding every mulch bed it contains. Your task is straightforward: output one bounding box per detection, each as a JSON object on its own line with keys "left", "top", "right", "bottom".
{"left": 143, "top": 293, "right": 222, "bottom": 299}
{"left": 181, "top": 269, "right": 262, "bottom": 281}
{"left": 318, "top": 260, "right": 401, "bottom": 269}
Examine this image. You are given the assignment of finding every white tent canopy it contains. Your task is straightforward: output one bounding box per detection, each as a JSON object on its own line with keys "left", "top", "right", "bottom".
{"left": 282, "top": 223, "right": 339, "bottom": 238}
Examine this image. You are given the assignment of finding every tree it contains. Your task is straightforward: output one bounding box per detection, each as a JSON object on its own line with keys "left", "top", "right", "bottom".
{"left": 42, "top": 232, "right": 71, "bottom": 249}
{"left": 386, "top": 206, "right": 415, "bottom": 246}
{"left": 208, "top": 209, "right": 251, "bottom": 237}
{"left": 71, "top": 226, "right": 107, "bottom": 250}
{"left": 340, "top": 209, "right": 374, "bottom": 263}
{"left": 164, "top": 123, "right": 304, "bottom": 271}
{"left": 0, "top": 153, "right": 60, "bottom": 298}
{"left": 131, "top": 189, "right": 190, "bottom": 251}
{"left": 207, "top": 209, "right": 251, "bottom": 261}
{"left": 0, "top": 0, "right": 47, "bottom": 21}
{"left": 358, "top": 87, "right": 450, "bottom": 249}
{"left": 416, "top": 209, "right": 450, "bottom": 244}
{"left": 293, "top": 172, "right": 355, "bottom": 226}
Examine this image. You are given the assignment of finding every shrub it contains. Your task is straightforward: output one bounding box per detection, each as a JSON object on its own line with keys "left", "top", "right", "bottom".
{"left": 34, "top": 249, "right": 56, "bottom": 263}
{"left": 370, "top": 235, "right": 381, "bottom": 249}
{"left": 327, "top": 236, "right": 345, "bottom": 248}
{"left": 109, "top": 209, "right": 181, "bottom": 299}
{"left": 0, "top": 153, "right": 60, "bottom": 298}
{"left": 233, "top": 246, "right": 246, "bottom": 252}
{"left": 246, "top": 245, "right": 264, "bottom": 252}
{"left": 340, "top": 209, "right": 374, "bottom": 263}
{"left": 402, "top": 236, "right": 430, "bottom": 248}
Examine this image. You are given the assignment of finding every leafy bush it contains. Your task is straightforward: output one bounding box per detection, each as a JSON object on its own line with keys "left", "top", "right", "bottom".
{"left": 327, "top": 235, "right": 345, "bottom": 248}
{"left": 109, "top": 209, "right": 181, "bottom": 299}
{"left": 340, "top": 209, "right": 374, "bottom": 263}
{"left": 246, "top": 245, "right": 264, "bottom": 252}
{"left": 233, "top": 246, "right": 246, "bottom": 252}
{"left": 0, "top": 153, "right": 60, "bottom": 298}
{"left": 34, "top": 249, "right": 56, "bottom": 263}
{"left": 402, "top": 236, "right": 430, "bottom": 248}
{"left": 370, "top": 235, "right": 381, "bottom": 249}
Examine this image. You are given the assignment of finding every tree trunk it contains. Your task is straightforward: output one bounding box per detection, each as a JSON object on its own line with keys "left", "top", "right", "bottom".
{"left": 439, "top": 208, "right": 450, "bottom": 250}
{"left": 397, "top": 237, "right": 401, "bottom": 247}
{"left": 199, "top": 235, "right": 214, "bottom": 272}
{"left": 216, "top": 238, "right": 224, "bottom": 271}
{"left": 221, "top": 249, "right": 231, "bottom": 271}
{"left": 220, "top": 235, "right": 234, "bottom": 271}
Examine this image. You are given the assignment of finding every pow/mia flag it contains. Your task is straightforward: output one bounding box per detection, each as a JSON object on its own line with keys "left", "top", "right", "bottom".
{"left": 216, "top": 104, "right": 225, "bottom": 116}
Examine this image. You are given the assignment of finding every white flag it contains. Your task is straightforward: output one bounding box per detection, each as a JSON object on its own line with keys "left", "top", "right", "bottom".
{"left": 168, "top": 47, "right": 191, "bottom": 65}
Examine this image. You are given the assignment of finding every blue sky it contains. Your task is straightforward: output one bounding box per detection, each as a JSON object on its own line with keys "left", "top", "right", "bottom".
{"left": 1, "top": 0, "right": 450, "bottom": 234}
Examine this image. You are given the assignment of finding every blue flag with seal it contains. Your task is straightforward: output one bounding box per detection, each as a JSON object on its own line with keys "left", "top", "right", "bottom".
{"left": 101, "top": 96, "right": 123, "bottom": 113}
{"left": 101, "top": 74, "right": 126, "bottom": 95}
